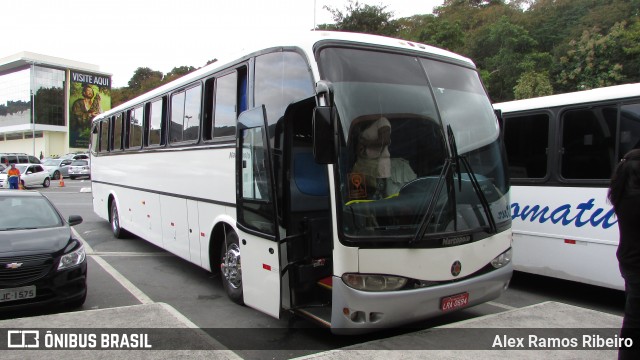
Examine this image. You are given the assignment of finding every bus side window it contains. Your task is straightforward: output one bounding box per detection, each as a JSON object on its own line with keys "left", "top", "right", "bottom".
{"left": 620, "top": 103, "right": 640, "bottom": 156}
{"left": 503, "top": 113, "right": 549, "bottom": 179}
{"left": 99, "top": 119, "right": 109, "bottom": 153}
{"left": 128, "top": 106, "right": 144, "bottom": 149}
{"left": 213, "top": 72, "right": 239, "bottom": 138}
{"left": 561, "top": 106, "right": 617, "bottom": 180}
{"left": 90, "top": 123, "right": 99, "bottom": 154}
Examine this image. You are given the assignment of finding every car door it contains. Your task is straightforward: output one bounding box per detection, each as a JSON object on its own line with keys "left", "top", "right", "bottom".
{"left": 23, "top": 166, "right": 36, "bottom": 187}
{"left": 33, "top": 165, "right": 47, "bottom": 185}
{"left": 60, "top": 160, "right": 72, "bottom": 177}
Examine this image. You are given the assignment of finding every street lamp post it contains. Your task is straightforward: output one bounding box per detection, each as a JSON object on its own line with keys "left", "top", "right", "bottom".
{"left": 30, "top": 62, "right": 36, "bottom": 157}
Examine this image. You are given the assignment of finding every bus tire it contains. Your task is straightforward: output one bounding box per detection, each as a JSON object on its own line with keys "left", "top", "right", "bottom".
{"left": 110, "top": 201, "right": 128, "bottom": 239}
{"left": 220, "top": 230, "right": 244, "bottom": 305}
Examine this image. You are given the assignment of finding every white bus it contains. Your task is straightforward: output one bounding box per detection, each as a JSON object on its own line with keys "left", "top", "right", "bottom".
{"left": 90, "top": 31, "right": 512, "bottom": 333}
{"left": 494, "top": 83, "right": 640, "bottom": 291}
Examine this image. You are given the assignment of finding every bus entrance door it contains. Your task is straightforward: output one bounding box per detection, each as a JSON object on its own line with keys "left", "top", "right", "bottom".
{"left": 235, "top": 106, "right": 282, "bottom": 318}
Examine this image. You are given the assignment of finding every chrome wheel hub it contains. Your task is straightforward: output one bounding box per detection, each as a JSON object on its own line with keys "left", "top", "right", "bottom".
{"left": 221, "top": 243, "right": 242, "bottom": 289}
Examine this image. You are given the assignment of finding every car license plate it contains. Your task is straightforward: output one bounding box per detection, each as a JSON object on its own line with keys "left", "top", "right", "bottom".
{"left": 0, "top": 285, "right": 36, "bottom": 303}
{"left": 440, "top": 292, "right": 469, "bottom": 311}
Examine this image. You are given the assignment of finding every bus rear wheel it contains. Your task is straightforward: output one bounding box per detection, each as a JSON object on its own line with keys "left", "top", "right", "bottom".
{"left": 220, "top": 230, "right": 244, "bottom": 305}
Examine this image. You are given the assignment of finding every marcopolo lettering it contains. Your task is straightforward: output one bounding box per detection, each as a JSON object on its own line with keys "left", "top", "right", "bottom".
{"left": 511, "top": 198, "right": 617, "bottom": 229}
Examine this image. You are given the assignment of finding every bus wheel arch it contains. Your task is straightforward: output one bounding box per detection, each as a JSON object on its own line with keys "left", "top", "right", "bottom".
{"left": 213, "top": 223, "right": 244, "bottom": 305}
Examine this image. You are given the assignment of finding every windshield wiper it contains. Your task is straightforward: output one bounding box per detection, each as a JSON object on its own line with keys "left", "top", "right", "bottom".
{"left": 448, "top": 123, "right": 497, "bottom": 233}
{"left": 410, "top": 158, "right": 451, "bottom": 245}
{"left": 459, "top": 155, "right": 497, "bottom": 234}
{"left": 410, "top": 125, "right": 497, "bottom": 244}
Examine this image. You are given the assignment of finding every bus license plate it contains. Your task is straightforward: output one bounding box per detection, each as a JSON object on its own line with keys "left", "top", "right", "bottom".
{"left": 0, "top": 285, "right": 36, "bottom": 303}
{"left": 441, "top": 292, "right": 469, "bottom": 311}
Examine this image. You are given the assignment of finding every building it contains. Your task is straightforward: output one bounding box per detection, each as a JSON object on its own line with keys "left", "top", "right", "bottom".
{"left": 0, "top": 52, "right": 111, "bottom": 158}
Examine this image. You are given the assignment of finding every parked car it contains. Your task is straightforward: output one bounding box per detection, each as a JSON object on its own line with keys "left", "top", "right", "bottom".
{"left": 0, "top": 153, "right": 41, "bottom": 165}
{"left": 0, "top": 191, "right": 86, "bottom": 311}
{"left": 42, "top": 158, "right": 74, "bottom": 180}
{"left": 61, "top": 153, "right": 90, "bottom": 161}
{"left": 68, "top": 160, "right": 90, "bottom": 180}
{"left": 0, "top": 164, "right": 51, "bottom": 188}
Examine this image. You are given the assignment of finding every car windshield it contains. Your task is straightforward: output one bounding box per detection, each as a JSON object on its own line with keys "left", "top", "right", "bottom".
{"left": 318, "top": 47, "right": 510, "bottom": 243}
{"left": 71, "top": 160, "right": 88, "bottom": 166}
{"left": 0, "top": 196, "right": 63, "bottom": 230}
{"left": 2, "top": 165, "right": 28, "bottom": 174}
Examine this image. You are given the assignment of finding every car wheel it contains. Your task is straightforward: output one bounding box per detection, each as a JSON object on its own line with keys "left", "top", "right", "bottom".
{"left": 70, "top": 176, "right": 76, "bottom": 180}
{"left": 53, "top": 171, "right": 60, "bottom": 180}
{"left": 220, "top": 229, "right": 244, "bottom": 305}
{"left": 110, "top": 200, "right": 127, "bottom": 239}
{"left": 43, "top": 177, "right": 50, "bottom": 188}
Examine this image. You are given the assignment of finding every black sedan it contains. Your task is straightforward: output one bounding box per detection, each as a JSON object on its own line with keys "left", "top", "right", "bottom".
{"left": 0, "top": 191, "right": 86, "bottom": 311}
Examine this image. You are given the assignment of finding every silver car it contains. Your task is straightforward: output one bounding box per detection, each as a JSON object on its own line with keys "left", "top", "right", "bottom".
{"left": 42, "top": 158, "right": 74, "bottom": 180}
{"left": 0, "top": 164, "right": 51, "bottom": 188}
{"left": 68, "top": 160, "right": 91, "bottom": 180}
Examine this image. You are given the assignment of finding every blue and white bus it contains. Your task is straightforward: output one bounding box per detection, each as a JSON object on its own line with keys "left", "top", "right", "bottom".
{"left": 494, "top": 83, "right": 640, "bottom": 291}
{"left": 90, "top": 31, "right": 512, "bottom": 333}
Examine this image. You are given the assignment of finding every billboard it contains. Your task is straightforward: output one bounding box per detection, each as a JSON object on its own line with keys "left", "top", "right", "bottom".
{"left": 69, "top": 71, "right": 111, "bottom": 149}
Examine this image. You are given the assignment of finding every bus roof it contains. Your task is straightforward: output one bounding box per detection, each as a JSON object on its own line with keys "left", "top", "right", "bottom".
{"left": 493, "top": 83, "right": 640, "bottom": 113}
{"left": 97, "top": 30, "right": 475, "bottom": 119}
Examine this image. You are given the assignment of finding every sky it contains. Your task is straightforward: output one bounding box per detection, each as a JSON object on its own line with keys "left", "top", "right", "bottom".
{"left": 2, "top": 0, "right": 444, "bottom": 88}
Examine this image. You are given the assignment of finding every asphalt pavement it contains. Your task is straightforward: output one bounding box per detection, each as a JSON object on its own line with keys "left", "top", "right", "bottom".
{"left": 0, "top": 299, "right": 623, "bottom": 359}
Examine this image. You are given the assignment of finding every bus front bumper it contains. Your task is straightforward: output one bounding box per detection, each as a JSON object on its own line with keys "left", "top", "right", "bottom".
{"left": 330, "top": 263, "right": 512, "bottom": 334}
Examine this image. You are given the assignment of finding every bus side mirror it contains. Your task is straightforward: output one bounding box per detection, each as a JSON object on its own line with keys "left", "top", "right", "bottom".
{"left": 313, "top": 107, "right": 335, "bottom": 164}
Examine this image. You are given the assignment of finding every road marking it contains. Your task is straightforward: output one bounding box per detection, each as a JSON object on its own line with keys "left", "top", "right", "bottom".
{"left": 74, "top": 228, "right": 154, "bottom": 305}
{"left": 486, "top": 301, "right": 517, "bottom": 310}
{"left": 91, "top": 251, "right": 174, "bottom": 257}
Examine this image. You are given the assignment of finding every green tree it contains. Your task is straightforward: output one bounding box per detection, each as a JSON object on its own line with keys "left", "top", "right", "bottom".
{"left": 513, "top": 71, "right": 553, "bottom": 99}
{"left": 128, "top": 67, "right": 163, "bottom": 92}
{"left": 163, "top": 66, "right": 197, "bottom": 84}
{"left": 471, "top": 16, "right": 540, "bottom": 101}
{"left": 557, "top": 24, "right": 625, "bottom": 91}
{"left": 321, "top": 0, "right": 398, "bottom": 36}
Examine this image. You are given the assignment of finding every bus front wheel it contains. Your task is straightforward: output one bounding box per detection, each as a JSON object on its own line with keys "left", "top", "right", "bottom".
{"left": 110, "top": 201, "right": 127, "bottom": 239}
{"left": 220, "top": 230, "right": 244, "bottom": 305}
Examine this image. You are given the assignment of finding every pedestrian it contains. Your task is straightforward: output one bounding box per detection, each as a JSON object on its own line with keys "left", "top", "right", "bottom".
{"left": 7, "top": 163, "right": 21, "bottom": 190}
{"left": 608, "top": 149, "right": 640, "bottom": 359}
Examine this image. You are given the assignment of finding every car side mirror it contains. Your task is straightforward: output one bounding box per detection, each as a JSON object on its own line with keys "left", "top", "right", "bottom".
{"left": 68, "top": 215, "right": 83, "bottom": 226}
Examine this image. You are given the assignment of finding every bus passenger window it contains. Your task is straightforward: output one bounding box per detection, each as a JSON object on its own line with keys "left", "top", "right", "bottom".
{"left": 620, "top": 103, "right": 640, "bottom": 156}
{"left": 214, "top": 72, "right": 238, "bottom": 138}
{"left": 170, "top": 85, "right": 201, "bottom": 144}
{"left": 148, "top": 99, "right": 164, "bottom": 146}
{"left": 561, "top": 107, "right": 617, "bottom": 180}
{"left": 99, "top": 120, "right": 109, "bottom": 152}
{"left": 503, "top": 113, "right": 549, "bottom": 179}
{"left": 112, "top": 113, "right": 124, "bottom": 151}
{"left": 128, "top": 106, "right": 144, "bottom": 149}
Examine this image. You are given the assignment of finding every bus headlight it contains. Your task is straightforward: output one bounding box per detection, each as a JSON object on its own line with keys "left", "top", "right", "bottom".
{"left": 491, "top": 248, "right": 512, "bottom": 269}
{"left": 342, "top": 273, "right": 407, "bottom": 291}
{"left": 58, "top": 245, "right": 86, "bottom": 270}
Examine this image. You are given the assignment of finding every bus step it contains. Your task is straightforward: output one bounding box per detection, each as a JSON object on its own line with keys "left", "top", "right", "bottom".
{"left": 317, "top": 276, "right": 332, "bottom": 290}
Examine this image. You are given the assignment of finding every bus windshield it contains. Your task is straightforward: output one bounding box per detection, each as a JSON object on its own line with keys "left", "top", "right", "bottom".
{"left": 318, "top": 47, "right": 510, "bottom": 242}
